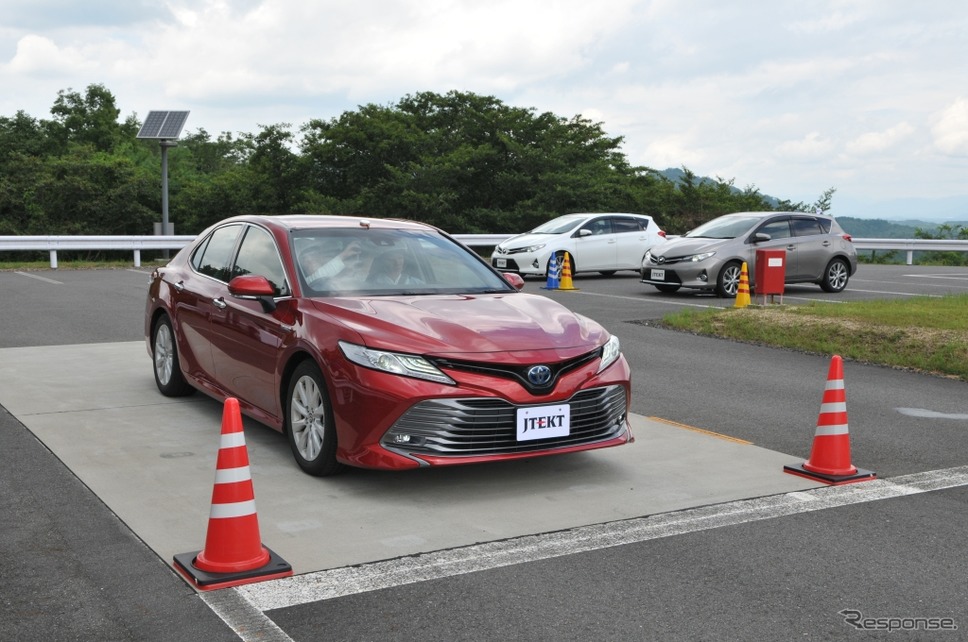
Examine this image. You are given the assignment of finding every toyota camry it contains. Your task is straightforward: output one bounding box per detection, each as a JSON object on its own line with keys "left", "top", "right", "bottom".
{"left": 145, "top": 215, "right": 633, "bottom": 476}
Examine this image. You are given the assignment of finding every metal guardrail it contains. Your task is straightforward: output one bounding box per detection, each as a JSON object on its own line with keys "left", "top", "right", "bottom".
{"left": 1, "top": 234, "right": 967, "bottom": 267}
{"left": 849, "top": 238, "right": 968, "bottom": 265}
{"left": 0, "top": 235, "right": 198, "bottom": 268}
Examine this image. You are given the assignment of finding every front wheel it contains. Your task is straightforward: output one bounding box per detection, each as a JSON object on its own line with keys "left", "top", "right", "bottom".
{"left": 654, "top": 284, "right": 681, "bottom": 293}
{"left": 820, "top": 258, "right": 850, "bottom": 293}
{"left": 715, "top": 261, "right": 743, "bottom": 298}
{"left": 151, "top": 315, "right": 194, "bottom": 397}
{"left": 285, "top": 360, "right": 343, "bottom": 477}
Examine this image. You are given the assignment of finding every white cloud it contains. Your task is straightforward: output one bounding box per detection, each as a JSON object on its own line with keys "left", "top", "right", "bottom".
{"left": 846, "top": 123, "right": 915, "bottom": 156}
{"left": 1, "top": 0, "right": 967, "bottom": 214}
{"left": 8, "top": 35, "right": 69, "bottom": 74}
{"left": 776, "top": 132, "right": 837, "bottom": 161}
{"left": 932, "top": 98, "right": 968, "bottom": 157}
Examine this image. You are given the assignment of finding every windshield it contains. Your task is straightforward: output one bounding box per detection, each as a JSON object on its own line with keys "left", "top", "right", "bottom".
{"left": 530, "top": 216, "right": 584, "bottom": 235}
{"left": 685, "top": 215, "right": 762, "bottom": 240}
{"left": 292, "top": 228, "right": 514, "bottom": 297}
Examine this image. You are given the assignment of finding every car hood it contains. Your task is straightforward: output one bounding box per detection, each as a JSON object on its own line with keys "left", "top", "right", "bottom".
{"left": 650, "top": 236, "right": 733, "bottom": 258}
{"left": 309, "top": 293, "right": 606, "bottom": 360}
{"left": 497, "top": 232, "right": 559, "bottom": 251}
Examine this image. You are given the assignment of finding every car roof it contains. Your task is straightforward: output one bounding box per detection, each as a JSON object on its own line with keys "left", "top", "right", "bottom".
{"left": 722, "top": 211, "right": 832, "bottom": 218}
{"left": 215, "top": 214, "right": 438, "bottom": 233}
{"left": 558, "top": 212, "right": 654, "bottom": 220}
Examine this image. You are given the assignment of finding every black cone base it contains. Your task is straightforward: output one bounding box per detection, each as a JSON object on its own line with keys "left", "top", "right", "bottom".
{"left": 784, "top": 462, "right": 876, "bottom": 486}
{"left": 173, "top": 546, "right": 292, "bottom": 591}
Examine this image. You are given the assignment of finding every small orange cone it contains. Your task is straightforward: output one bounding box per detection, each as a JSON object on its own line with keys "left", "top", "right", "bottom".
{"left": 542, "top": 254, "right": 560, "bottom": 290}
{"left": 784, "top": 356, "right": 875, "bottom": 485}
{"left": 734, "top": 262, "right": 751, "bottom": 308}
{"left": 557, "top": 252, "right": 579, "bottom": 291}
{"left": 173, "top": 398, "right": 293, "bottom": 590}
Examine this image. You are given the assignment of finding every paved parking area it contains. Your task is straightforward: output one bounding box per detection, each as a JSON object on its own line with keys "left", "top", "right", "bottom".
{"left": 1, "top": 341, "right": 821, "bottom": 579}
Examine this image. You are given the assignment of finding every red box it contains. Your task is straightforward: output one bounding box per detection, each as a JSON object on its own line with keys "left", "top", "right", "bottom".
{"left": 755, "top": 249, "right": 786, "bottom": 295}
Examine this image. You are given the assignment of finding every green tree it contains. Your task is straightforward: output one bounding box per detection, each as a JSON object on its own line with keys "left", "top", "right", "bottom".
{"left": 45, "top": 84, "right": 133, "bottom": 152}
{"left": 914, "top": 223, "right": 968, "bottom": 265}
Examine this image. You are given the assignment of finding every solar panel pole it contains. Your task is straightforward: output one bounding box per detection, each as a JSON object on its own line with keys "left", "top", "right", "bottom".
{"left": 160, "top": 140, "right": 177, "bottom": 258}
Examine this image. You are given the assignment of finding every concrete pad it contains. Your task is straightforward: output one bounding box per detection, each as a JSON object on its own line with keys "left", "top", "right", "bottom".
{"left": 0, "top": 342, "right": 822, "bottom": 576}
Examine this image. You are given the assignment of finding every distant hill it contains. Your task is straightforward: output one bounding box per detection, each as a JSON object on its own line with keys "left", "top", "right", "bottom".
{"left": 655, "top": 168, "right": 967, "bottom": 236}
{"left": 838, "top": 217, "right": 968, "bottom": 238}
{"left": 837, "top": 218, "right": 920, "bottom": 238}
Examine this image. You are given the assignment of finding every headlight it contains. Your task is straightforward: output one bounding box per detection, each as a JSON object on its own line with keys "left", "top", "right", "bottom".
{"left": 598, "top": 335, "right": 621, "bottom": 373}
{"left": 525, "top": 243, "right": 546, "bottom": 253}
{"left": 685, "top": 251, "right": 716, "bottom": 263}
{"left": 642, "top": 251, "right": 653, "bottom": 267}
{"left": 338, "top": 341, "right": 455, "bottom": 385}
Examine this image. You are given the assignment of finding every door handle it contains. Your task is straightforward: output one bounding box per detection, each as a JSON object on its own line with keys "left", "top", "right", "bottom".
{"left": 213, "top": 297, "right": 227, "bottom": 310}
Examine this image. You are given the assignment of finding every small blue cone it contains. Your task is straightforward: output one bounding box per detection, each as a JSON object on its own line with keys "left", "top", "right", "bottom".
{"left": 542, "top": 255, "right": 559, "bottom": 289}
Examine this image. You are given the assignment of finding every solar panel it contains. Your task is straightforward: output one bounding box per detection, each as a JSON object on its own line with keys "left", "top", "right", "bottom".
{"left": 137, "top": 110, "right": 190, "bottom": 139}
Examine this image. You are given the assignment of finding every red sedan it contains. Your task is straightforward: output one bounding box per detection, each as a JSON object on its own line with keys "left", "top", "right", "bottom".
{"left": 145, "top": 215, "right": 633, "bottom": 475}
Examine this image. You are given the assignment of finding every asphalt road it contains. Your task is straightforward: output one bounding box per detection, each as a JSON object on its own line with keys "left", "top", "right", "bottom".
{"left": 2, "top": 264, "right": 967, "bottom": 641}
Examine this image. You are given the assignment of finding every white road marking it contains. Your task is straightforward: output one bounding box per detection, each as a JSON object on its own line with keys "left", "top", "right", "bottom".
{"left": 15, "top": 271, "right": 62, "bottom": 285}
{"left": 201, "top": 590, "right": 292, "bottom": 642}
{"left": 896, "top": 408, "right": 968, "bottom": 420}
{"left": 230, "top": 465, "right": 968, "bottom": 621}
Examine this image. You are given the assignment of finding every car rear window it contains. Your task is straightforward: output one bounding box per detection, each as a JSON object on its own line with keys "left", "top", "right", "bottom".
{"left": 192, "top": 224, "right": 242, "bottom": 281}
{"left": 791, "top": 217, "right": 825, "bottom": 237}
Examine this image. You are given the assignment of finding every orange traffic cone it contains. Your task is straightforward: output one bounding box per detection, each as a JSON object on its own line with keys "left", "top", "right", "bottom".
{"left": 542, "top": 254, "right": 560, "bottom": 290}
{"left": 734, "top": 262, "right": 751, "bottom": 308}
{"left": 784, "top": 355, "right": 875, "bottom": 485}
{"left": 558, "top": 252, "right": 579, "bottom": 291}
{"left": 173, "top": 398, "right": 293, "bottom": 590}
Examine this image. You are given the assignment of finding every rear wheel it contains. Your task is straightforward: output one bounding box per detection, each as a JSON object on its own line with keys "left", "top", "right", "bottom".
{"left": 715, "top": 261, "right": 743, "bottom": 298}
{"left": 151, "top": 315, "right": 194, "bottom": 397}
{"left": 285, "top": 360, "right": 343, "bottom": 476}
{"left": 820, "top": 257, "right": 850, "bottom": 292}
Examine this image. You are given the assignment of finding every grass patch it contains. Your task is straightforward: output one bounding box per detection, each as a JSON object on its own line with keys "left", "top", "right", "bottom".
{"left": 660, "top": 294, "right": 968, "bottom": 381}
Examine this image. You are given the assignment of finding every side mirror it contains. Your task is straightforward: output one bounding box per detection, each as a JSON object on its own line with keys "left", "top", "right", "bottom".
{"left": 501, "top": 272, "right": 525, "bottom": 290}
{"left": 577, "top": 229, "right": 593, "bottom": 238}
{"left": 228, "top": 274, "right": 277, "bottom": 312}
{"left": 752, "top": 232, "right": 771, "bottom": 243}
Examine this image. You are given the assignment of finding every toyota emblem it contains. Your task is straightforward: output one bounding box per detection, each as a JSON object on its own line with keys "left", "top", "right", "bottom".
{"left": 527, "top": 365, "right": 553, "bottom": 386}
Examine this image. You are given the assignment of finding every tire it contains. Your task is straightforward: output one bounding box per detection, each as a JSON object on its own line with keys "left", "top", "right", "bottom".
{"left": 654, "top": 284, "right": 681, "bottom": 293}
{"left": 715, "top": 261, "right": 743, "bottom": 298}
{"left": 820, "top": 257, "right": 850, "bottom": 293}
{"left": 285, "top": 360, "right": 343, "bottom": 477}
{"left": 151, "top": 315, "right": 194, "bottom": 397}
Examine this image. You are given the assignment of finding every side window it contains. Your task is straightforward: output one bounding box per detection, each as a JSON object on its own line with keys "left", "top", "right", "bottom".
{"left": 758, "top": 219, "right": 792, "bottom": 240}
{"left": 611, "top": 217, "right": 641, "bottom": 234}
{"left": 192, "top": 224, "right": 242, "bottom": 282}
{"left": 791, "top": 218, "right": 824, "bottom": 237}
{"left": 233, "top": 226, "right": 290, "bottom": 297}
{"left": 581, "top": 218, "right": 611, "bottom": 236}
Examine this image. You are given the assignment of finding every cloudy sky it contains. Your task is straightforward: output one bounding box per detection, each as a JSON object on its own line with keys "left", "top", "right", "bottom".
{"left": 2, "top": 0, "right": 967, "bottom": 219}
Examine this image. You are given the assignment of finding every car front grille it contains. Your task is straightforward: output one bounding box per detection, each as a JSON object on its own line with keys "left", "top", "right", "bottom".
{"left": 432, "top": 351, "right": 600, "bottom": 395}
{"left": 381, "top": 385, "right": 627, "bottom": 457}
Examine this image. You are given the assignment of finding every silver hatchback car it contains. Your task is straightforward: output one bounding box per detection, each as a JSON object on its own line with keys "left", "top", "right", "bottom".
{"left": 640, "top": 211, "right": 858, "bottom": 297}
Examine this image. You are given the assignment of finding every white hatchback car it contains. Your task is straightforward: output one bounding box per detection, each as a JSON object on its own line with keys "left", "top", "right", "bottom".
{"left": 491, "top": 213, "right": 666, "bottom": 278}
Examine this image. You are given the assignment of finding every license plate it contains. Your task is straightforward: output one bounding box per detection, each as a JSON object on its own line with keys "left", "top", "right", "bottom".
{"left": 650, "top": 269, "right": 666, "bottom": 281}
{"left": 496, "top": 258, "right": 507, "bottom": 268}
{"left": 516, "top": 404, "right": 570, "bottom": 441}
